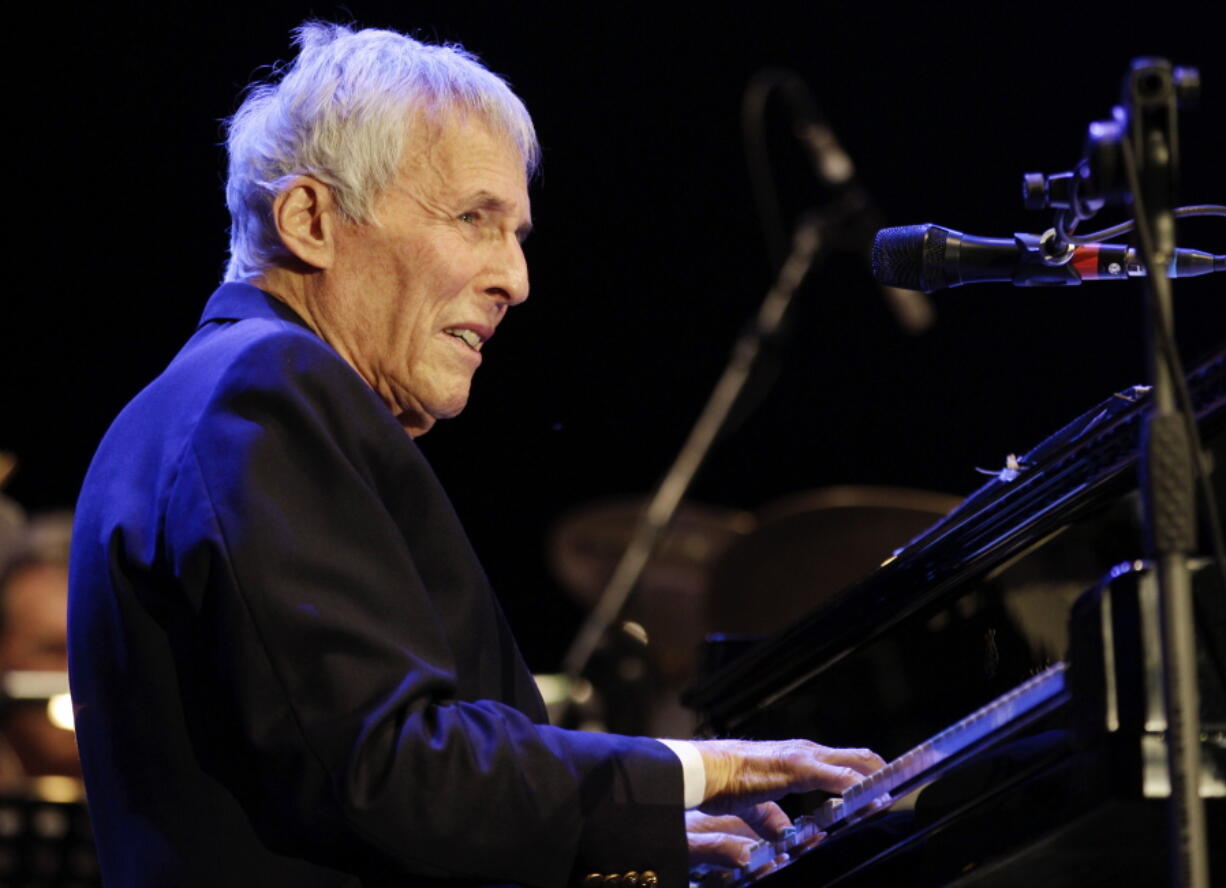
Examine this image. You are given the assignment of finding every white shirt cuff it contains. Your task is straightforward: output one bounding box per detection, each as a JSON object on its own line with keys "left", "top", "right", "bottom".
{"left": 656, "top": 738, "right": 706, "bottom": 809}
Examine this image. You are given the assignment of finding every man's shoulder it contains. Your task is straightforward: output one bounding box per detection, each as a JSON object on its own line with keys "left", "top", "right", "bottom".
{"left": 108, "top": 316, "right": 325, "bottom": 443}
{"left": 175, "top": 309, "right": 344, "bottom": 392}
{"left": 150, "top": 283, "right": 353, "bottom": 401}
{"left": 86, "top": 299, "right": 388, "bottom": 495}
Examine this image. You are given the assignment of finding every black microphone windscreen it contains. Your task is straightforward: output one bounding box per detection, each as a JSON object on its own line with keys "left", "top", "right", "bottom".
{"left": 871, "top": 225, "right": 932, "bottom": 289}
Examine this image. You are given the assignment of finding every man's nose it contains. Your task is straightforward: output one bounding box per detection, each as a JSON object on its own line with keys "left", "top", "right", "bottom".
{"left": 487, "top": 237, "right": 529, "bottom": 306}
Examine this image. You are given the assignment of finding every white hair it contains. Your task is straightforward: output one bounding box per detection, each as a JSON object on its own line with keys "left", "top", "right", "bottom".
{"left": 223, "top": 22, "right": 539, "bottom": 282}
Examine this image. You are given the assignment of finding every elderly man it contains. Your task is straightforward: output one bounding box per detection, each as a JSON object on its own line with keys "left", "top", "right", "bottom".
{"left": 68, "top": 22, "right": 882, "bottom": 888}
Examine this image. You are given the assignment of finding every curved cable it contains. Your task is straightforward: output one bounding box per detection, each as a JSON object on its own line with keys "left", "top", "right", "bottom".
{"left": 1065, "top": 203, "right": 1226, "bottom": 244}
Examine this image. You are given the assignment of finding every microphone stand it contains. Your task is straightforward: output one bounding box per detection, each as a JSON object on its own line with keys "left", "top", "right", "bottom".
{"left": 561, "top": 212, "right": 824, "bottom": 690}
{"left": 1028, "top": 58, "right": 1208, "bottom": 886}
{"left": 1126, "top": 59, "right": 1210, "bottom": 888}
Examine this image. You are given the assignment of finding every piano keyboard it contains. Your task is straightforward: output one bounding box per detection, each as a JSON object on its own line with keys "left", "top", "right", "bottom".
{"left": 692, "top": 662, "right": 1069, "bottom": 887}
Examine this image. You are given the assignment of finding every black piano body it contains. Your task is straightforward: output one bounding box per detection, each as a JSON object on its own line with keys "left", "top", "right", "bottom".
{"left": 684, "top": 347, "right": 1226, "bottom": 887}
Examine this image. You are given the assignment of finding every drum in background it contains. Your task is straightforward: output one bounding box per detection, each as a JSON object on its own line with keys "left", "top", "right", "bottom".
{"left": 547, "top": 497, "right": 754, "bottom": 735}
{"left": 707, "top": 486, "right": 962, "bottom": 636}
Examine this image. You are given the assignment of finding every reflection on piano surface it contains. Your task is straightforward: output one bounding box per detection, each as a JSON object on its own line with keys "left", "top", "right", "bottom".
{"left": 685, "top": 348, "right": 1226, "bottom": 887}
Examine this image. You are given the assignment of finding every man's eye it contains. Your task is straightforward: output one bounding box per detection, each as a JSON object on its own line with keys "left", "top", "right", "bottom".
{"left": 459, "top": 211, "right": 479, "bottom": 224}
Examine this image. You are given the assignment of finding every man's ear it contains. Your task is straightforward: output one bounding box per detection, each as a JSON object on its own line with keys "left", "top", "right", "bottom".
{"left": 272, "top": 176, "right": 338, "bottom": 271}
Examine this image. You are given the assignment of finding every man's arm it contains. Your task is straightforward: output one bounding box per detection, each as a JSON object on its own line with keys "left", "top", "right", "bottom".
{"left": 154, "top": 325, "right": 882, "bottom": 886}
{"left": 161, "top": 328, "right": 687, "bottom": 886}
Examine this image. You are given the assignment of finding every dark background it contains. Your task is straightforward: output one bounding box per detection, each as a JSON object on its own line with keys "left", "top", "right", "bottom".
{"left": 5, "top": 1, "right": 1223, "bottom": 671}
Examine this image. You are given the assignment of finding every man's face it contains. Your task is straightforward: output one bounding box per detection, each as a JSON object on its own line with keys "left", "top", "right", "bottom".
{"left": 320, "top": 115, "right": 532, "bottom": 436}
{"left": 0, "top": 563, "right": 69, "bottom": 672}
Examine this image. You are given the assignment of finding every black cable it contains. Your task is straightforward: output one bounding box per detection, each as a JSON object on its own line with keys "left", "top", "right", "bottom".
{"left": 742, "top": 69, "right": 795, "bottom": 271}
{"left": 1066, "top": 203, "right": 1226, "bottom": 244}
{"left": 724, "top": 69, "right": 828, "bottom": 443}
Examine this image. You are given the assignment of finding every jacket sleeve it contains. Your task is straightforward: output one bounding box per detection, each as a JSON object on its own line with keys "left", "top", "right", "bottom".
{"left": 161, "top": 329, "right": 688, "bottom": 887}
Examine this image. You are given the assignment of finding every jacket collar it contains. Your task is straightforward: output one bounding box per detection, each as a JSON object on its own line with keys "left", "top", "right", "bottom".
{"left": 198, "top": 282, "right": 311, "bottom": 330}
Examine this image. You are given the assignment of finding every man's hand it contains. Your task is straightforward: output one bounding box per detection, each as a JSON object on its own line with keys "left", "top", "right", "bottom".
{"left": 685, "top": 805, "right": 792, "bottom": 870}
{"left": 693, "top": 739, "right": 885, "bottom": 815}
{"left": 684, "top": 739, "right": 884, "bottom": 870}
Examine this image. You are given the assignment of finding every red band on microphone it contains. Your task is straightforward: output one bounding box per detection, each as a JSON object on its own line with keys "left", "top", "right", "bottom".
{"left": 1072, "top": 245, "right": 1102, "bottom": 280}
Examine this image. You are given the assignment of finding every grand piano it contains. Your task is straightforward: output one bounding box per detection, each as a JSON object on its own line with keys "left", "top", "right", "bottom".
{"left": 683, "top": 347, "right": 1226, "bottom": 887}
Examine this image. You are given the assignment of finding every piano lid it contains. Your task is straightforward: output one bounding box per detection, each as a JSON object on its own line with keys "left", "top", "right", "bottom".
{"left": 684, "top": 347, "right": 1226, "bottom": 733}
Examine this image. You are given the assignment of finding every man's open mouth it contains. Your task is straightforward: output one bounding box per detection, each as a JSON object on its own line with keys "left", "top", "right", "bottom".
{"left": 444, "top": 328, "right": 484, "bottom": 351}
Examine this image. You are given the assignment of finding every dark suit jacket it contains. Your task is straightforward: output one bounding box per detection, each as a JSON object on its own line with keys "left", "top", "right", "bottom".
{"left": 68, "top": 283, "right": 686, "bottom": 887}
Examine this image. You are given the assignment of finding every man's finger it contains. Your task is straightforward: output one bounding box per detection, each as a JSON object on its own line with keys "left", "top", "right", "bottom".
{"left": 695, "top": 739, "right": 887, "bottom": 810}
{"left": 685, "top": 811, "right": 760, "bottom": 839}
{"left": 770, "top": 743, "right": 883, "bottom": 788}
{"left": 731, "top": 801, "right": 793, "bottom": 841}
{"left": 687, "top": 831, "right": 765, "bottom": 868}
{"left": 811, "top": 745, "right": 886, "bottom": 778}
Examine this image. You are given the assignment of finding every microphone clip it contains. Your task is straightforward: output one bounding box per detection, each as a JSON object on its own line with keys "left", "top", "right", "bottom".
{"left": 1036, "top": 229, "right": 1076, "bottom": 267}
{"left": 1021, "top": 60, "right": 1200, "bottom": 230}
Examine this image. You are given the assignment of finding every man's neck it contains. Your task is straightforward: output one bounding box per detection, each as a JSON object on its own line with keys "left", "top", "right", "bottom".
{"left": 250, "top": 268, "right": 321, "bottom": 337}
{"left": 248, "top": 267, "right": 432, "bottom": 438}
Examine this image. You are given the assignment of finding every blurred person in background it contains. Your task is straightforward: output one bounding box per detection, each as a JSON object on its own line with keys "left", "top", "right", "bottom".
{"left": 0, "top": 510, "right": 80, "bottom": 790}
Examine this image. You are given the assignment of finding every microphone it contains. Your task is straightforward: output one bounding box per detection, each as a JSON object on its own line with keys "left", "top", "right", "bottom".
{"left": 795, "top": 114, "right": 936, "bottom": 332}
{"left": 794, "top": 125, "right": 936, "bottom": 332}
{"left": 752, "top": 69, "right": 934, "bottom": 332}
{"left": 872, "top": 223, "right": 1223, "bottom": 293}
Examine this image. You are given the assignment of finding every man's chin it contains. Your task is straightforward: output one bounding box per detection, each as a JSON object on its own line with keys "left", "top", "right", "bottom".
{"left": 399, "top": 392, "right": 470, "bottom": 437}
